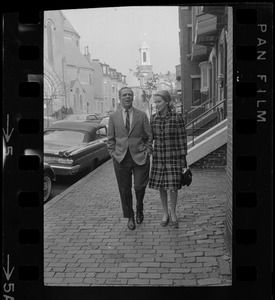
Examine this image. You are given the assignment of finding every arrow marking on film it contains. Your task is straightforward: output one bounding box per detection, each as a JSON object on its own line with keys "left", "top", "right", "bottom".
{"left": 2, "top": 114, "right": 14, "bottom": 143}
{"left": 3, "top": 254, "right": 14, "bottom": 281}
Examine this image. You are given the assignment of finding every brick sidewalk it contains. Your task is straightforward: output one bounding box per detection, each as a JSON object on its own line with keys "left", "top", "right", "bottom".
{"left": 44, "top": 159, "right": 232, "bottom": 286}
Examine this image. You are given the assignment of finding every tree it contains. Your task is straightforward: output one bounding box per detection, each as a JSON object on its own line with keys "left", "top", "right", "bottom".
{"left": 44, "top": 71, "right": 66, "bottom": 126}
{"left": 139, "top": 73, "right": 159, "bottom": 117}
{"left": 52, "top": 106, "right": 73, "bottom": 119}
{"left": 131, "top": 65, "right": 175, "bottom": 117}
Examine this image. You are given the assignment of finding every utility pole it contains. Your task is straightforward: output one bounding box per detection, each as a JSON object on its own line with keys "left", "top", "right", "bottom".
{"left": 62, "top": 56, "right": 68, "bottom": 116}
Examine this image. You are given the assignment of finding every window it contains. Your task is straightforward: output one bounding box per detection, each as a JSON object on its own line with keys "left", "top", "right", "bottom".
{"left": 192, "top": 77, "right": 201, "bottom": 106}
{"left": 46, "top": 22, "right": 54, "bottom": 66}
{"left": 80, "top": 96, "right": 83, "bottom": 112}
{"left": 202, "top": 68, "right": 207, "bottom": 87}
{"left": 217, "top": 43, "right": 226, "bottom": 91}
{"left": 209, "top": 65, "right": 213, "bottom": 100}
{"left": 73, "top": 95, "right": 76, "bottom": 111}
{"left": 143, "top": 52, "right": 147, "bottom": 63}
{"left": 44, "top": 130, "right": 85, "bottom": 145}
{"left": 211, "top": 57, "right": 217, "bottom": 104}
{"left": 220, "top": 45, "right": 224, "bottom": 75}
{"left": 96, "top": 127, "right": 107, "bottom": 139}
{"left": 187, "top": 26, "right": 192, "bottom": 54}
{"left": 199, "top": 61, "right": 209, "bottom": 93}
{"left": 75, "top": 88, "right": 80, "bottom": 112}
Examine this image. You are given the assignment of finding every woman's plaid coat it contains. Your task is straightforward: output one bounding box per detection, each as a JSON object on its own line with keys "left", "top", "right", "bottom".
{"left": 148, "top": 110, "right": 188, "bottom": 190}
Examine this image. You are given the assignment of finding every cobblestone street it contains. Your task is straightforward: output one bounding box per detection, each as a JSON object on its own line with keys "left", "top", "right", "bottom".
{"left": 44, "top": 159, "right": 232, "bottom": 286}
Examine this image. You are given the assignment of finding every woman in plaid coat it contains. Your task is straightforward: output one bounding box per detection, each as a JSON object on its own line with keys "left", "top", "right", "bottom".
{"left": 149, "top": 90, "right": 188, "bottom": 228}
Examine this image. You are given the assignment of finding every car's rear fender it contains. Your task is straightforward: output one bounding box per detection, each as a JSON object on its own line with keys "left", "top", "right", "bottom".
{"left": 71, "top": 141, "right": 108, "bottom": 170}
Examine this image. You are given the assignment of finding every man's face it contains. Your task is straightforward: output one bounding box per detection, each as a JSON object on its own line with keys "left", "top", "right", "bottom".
{"left": 120, "top": 88, "right": 133, "bottom": 109}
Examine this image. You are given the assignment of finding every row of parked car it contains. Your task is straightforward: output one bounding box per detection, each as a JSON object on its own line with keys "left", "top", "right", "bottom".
{"left": 44, "top": 114, "right": 110, "bottom": 202}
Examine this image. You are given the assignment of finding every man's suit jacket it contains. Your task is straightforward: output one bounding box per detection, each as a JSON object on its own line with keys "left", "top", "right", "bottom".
{"left": 107, "top": 107, "right": 153, "bottom": 165}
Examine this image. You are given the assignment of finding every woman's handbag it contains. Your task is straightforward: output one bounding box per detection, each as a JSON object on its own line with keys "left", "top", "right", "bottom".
{"left": 181, "top": 167, "right": 193, "bottom": 186}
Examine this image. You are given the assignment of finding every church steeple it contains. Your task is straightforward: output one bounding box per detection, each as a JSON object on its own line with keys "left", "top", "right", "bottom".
{"left": 137, "top": 34, "right": 153, "bottom": 87}
{"left": 139, "top": 35, "right": 151, "bottom": 66}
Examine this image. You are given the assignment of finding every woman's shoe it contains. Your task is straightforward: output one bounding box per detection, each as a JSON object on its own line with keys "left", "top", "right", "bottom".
{"left": 160, "top": 216, "right": 169, "bottom": 227}
{"left": 127, "top": 217, "right": 136, "bottom": 230}
{"left": 171, "top": 219, "right": 179, "bottom": 229}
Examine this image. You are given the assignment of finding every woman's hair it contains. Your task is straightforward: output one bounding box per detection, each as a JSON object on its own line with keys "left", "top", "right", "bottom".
{"left": 154, "top": 90, "right": 173, "bottom": 110}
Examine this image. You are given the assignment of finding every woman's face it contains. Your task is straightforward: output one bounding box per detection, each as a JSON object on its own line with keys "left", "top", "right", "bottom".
{"left": 154, "top": 96, "right": 167, "bottom": 113}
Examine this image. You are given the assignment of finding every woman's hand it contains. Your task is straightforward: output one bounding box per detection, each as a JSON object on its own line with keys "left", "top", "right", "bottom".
{"left": 182, "top": 155, "right": 187, "bottom": 168}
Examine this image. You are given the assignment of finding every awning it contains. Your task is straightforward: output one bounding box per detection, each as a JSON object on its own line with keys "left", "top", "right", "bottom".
{"left": 195, "top": 14, "right": 218, "bottom": 47}
{"left": 201, "top": 6, "right": 226, "bottom": 16}
{"left": 191, "top": 44, "right": 211, "bottom": 62}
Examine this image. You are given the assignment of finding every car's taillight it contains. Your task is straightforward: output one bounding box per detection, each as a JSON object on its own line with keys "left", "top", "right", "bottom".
{"left": 59, "top": 151, "right": 70, "bottom": 157}
{"left": 44, "top": 156, "right": 58, "bottom": 163}
{"left": 57, "top": 158, "right": 73, "bottom": 165}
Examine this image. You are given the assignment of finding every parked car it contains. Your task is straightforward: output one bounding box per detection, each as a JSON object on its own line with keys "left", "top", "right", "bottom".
{"left": 44, "top": 121, "right": 110, "bottom": 176}
{"left": 44, "top": 116, "right": 56, "bottom": 128}
{"left": 63, "top": 114, "right": 102, "bottom": 123}
{"left": 100, "top": 116, "right": 109, "bottom": 130}
{"left": 98, "top": 112, "right": 111, "bottom": 119}
{"left": 44, "top": 163, "right": 56, "bottom": 202}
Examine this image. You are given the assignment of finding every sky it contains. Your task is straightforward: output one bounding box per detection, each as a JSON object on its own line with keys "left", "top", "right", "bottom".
{"left": 61, "top": 6, "right": 180, "bottom": 82}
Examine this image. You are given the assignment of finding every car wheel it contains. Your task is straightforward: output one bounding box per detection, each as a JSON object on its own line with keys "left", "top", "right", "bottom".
{"left": 44, "top": 174, "right": 52, "bottom": 202}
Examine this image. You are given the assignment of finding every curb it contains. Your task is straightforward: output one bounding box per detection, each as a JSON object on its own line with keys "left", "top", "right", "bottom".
{"left": 44, "top": 158, "right": 113, "bottom": 212}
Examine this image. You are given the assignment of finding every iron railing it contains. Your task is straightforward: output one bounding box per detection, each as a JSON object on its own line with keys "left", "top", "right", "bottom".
{"left": 186, "top": 98, "right": 227, "bottom": 147}
{"left": 185, "top": 97, "right": 215, "bottom": 124}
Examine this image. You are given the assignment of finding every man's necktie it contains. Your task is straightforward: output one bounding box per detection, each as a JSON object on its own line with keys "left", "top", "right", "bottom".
{"left": 125, "top": 109, "right": 130, "bottom": 134}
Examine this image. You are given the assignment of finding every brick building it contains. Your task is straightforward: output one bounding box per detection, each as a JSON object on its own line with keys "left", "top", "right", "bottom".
{"left": 179, "top": 6, "right": 228, "bottom": 118}
{"left": 101, "top": 63, "right": 127, "bottom": 113}
{"left": 178, "top": 6, "right": 233, "bottom": 252}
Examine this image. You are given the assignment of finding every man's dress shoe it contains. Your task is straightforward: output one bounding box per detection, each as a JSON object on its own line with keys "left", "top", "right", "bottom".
{"left": 136, "top": 214, "right": 144, "bottom": 224}
{"left": 127, "top": 217, "right": 136, "bottom": 230}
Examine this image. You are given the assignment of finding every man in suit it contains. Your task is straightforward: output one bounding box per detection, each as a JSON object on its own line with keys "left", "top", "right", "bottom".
{"left": 107, "top": 87, "right": 153, "bottom": 230}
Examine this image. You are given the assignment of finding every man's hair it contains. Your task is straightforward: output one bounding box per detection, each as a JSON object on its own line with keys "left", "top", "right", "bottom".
{"left": 119, "top": 86, "right": 134, "bottom": 99}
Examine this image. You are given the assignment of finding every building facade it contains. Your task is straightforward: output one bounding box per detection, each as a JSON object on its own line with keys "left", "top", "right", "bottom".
{"left": 179, "top": 6, "right": 228, "bottom": 118}
{"left": 44, "top": 10, "right": 127, "bottom": 119}
{"left": 89, "top": 57, "right": 104, "bottom": 114}
{"left": 178, "top": 5, "right": 233, "bottom": 252}
{"left": 225, "top": 6, "right": 233, "bottom": 253}
{"left": 44, "top": 10, "right": 67, "bottom": 117}
{"left": 63, "top": 18, "right": 95, "bottom": 115}
{"left": 101, "top": 64, "right": 126, "bottom": 113}
{"left": 175, "top": 64, "right": 182, "bottom": 112}
{"left": 44, "top": 10, "right": 95, "bottom": 118}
